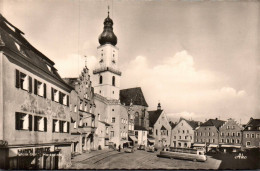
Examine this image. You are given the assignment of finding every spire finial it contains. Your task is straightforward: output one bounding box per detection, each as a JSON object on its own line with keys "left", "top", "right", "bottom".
{"left": 108, "top": 5, "right": 110, "bottom": 17}
{"left": 84, "top": 55, "right": 88, "bottom": 68}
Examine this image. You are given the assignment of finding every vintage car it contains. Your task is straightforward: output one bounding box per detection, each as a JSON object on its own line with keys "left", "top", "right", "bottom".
{"left": 137, "top": 145, "right": 146, "bottom": 150}
{"left": 124, "top": 146, "right": 134, "bottom": 153}
{"left": 147, "top": 145, "right": 155, "bottom": 152}
{"left": 157, "top": 148, "right": 207, "bottom": 162}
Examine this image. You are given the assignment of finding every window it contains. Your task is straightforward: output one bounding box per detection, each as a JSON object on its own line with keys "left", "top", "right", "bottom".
{"left": 212, "top": 132, "right": 215, "bottom": 136}
{"left": 110, "top": 131, "right": 114, "bottom": 137}
{"left": 106, "top": 127, "right": 108, "bottom": 134}
{"left": 212, "top": 139, "right": 215, "bottom": 143}
{"left": 227, "top": 126, "right": 229, "bottom": 129}
{"left": 174, "top": 136, "right": 176, "bottom": 139}
{"left": 15, "top": 70, "right": 33, "bottom": 93}
{"left": 236, "top": 139, "right": 240, "bottom": 144}
{"left": 232, "top": 125, "right": 235, "bottom": 129}
{"left": 74, "top": 105, "right": 77, "bottom": 112}
{"left": 221, "top": 132, "right": 224, "bottom": 136}
{"left": 99, "top": 75, "right": 103, "bottom": 84}
{"left": 200, "top": 132, "right": 202, "bottom": 136}
{"left": 183, "top": 130, "right": 185, "bottom": 133}
{"left": 246, "top": 141, "right": 251, "bottom": 146}
{"left": 53, "top": 120, "right": 59, "bottom": 132}
{"left": 59, "top": 121, "right": 69, "bottom": 133}
{"left": 156, "top": 129, "right": 158, "bottom": 135}
{"left": 227, "top": 139, "right": 230, "bottom": 143}
{"left": 221, "top": 139, "right": 224, "bottom": 143}
{"left": 34, "top": 116, "right": 47, "bottom": 132}
{"left": 34, "top": 79, "right": 46, "bottom": 97}
{"left": 15, "top": 112, "right": 32, "bottom": 131}
{"left": 187, "top": 130, "right": 189, "bottom": 134}
{"left": 227, "top": 132, "right": 230, "bottom": 136}
{"left": 112, "top": 117, "right": 115, "bottom": 123}
{"left": 231, "top": 139, "right": 235, "bottom": 143}
{"left": 246, "top": 134, "right": 249, "bottom": 138}
{"left": 257, "top": 134, "right": 260, "bottom": 138}
{"left": 195, "top": 132, "right": 198, "bottom": 136}
{"left": 251, "top": 134, "right": 255, "bottom": 138}
{"left": 73, "top": 121, "right": 77, "bottom": 129}
{"left": 112, "top": 76, "right": 115, "bottom": 86}
{"left": 84, "top": 103, "right": 87, "bottom": 112}
{"left": 178, "top": 130, "right": 180, "bottom": 133}
{"left": 232, "top": 132, "right": 235, "bottom": 137}
{"left": 98, "top": 114, "right": 100, "bottom": 120}
{"left": 52, "top": 88, "right": 59, "bottom": 102}
{"left": 179, "top": 136, "right": 181, "bottom": 139}
{"left": 59, "top": 92, "right": 68, "bottom": 105}
{"left": 237, "top": 132, "right": 240, "bottom": 137}
{"left": 208, "top": 132, "right": 211, "bottom": 136}
{"left": 79, "top": 101, "right": 83, "bottom": 111}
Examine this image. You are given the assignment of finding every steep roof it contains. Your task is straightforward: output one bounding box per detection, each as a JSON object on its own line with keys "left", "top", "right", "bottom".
{"left": 179, "top": 118, "right": 200, "bottom": 130}
{"left": 201, "top": 119, "right": 226, "bottom": 129}
{"left": 244, "top": 118, "right": 260, "bottom": 131}
{"left": 0, "top": 14, "right": 73, "bottom": 92}
{"left": 120, "top": 87, "right": 148, "bottom": 107}
{"left": 134, "top": 125, "right": 148, "bottom": 131}
{"left": 148, "top": 109, "right": 163, "bottom": 127}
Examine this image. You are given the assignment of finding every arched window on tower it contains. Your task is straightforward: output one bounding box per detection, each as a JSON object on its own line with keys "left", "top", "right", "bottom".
{"left": 112, "top": 76, "right": 115, "bottom": 86}
{"left": 99, "top": 75, "right": 103, "bottom": 84}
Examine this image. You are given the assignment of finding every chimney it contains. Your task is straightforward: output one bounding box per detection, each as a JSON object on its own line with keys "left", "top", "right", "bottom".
{"left": 215, "top": 118, "right": 218, "bottom": 120}
{"left": 157, "top": 103, "right": 161, "bottom": 110}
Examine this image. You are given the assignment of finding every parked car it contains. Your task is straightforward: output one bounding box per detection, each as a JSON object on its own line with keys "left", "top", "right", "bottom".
{"left": 137, "top": 145, "right": 146, "bottom": 150}
{"left": 147, "top": 145, "right": 155, "bottom": 152}
{"left": 125, "top": 146, "right": 134, "bottom": 153}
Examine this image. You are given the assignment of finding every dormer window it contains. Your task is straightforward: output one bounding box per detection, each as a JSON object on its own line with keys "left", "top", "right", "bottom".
{"left": 248, "top": 127, "right": 252, "bottom": 130}
{"left": 14, "top": 42, "right": 21, "bottom": 51}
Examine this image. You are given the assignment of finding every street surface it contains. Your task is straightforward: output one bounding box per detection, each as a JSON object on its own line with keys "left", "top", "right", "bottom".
{"left": 70, "top": 149, "right": 221, "bottom": 169}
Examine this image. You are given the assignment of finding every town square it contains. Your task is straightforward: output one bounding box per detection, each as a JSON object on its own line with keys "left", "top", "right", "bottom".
{"left": 0, "top": 0, "right": 259, "bottom": 170}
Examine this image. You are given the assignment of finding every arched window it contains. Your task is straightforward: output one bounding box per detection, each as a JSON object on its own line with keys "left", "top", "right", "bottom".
{"left": 112, "top": 76, "right": 115, "bottom": 86}
{"left": 99, "top": 75, "right": 103, "bottom": 84}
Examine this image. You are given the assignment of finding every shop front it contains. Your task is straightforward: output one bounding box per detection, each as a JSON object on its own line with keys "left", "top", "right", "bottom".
{"left": 8, "top": 145, "right": 59, "bottom": 169}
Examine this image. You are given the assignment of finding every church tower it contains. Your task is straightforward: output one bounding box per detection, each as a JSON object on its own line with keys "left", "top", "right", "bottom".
{"left": 93, "top": 10, "right": 121, "bottom": 100}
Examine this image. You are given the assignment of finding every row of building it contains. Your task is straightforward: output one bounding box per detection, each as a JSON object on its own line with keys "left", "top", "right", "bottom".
{"left": 0, "top": 12, "right": 259, "bottom": 170}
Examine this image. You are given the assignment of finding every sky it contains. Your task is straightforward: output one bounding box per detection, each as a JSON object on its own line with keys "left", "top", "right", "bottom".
{"left": 1, "top": 0, "right": 259, "bottom": 124}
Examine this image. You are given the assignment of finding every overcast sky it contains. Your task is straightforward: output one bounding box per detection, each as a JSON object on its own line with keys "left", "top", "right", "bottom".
{"left": 1, "top": 0, "right": 259, "bottom": 124}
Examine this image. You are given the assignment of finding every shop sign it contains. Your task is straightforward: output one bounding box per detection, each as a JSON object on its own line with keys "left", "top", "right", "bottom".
{"left": 9, "top": 146, "right": 54, "bottom": 157}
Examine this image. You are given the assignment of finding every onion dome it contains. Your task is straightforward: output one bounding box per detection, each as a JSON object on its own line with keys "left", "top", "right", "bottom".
{"left": 98, "top": 12, "right": 117, "bottom": 46}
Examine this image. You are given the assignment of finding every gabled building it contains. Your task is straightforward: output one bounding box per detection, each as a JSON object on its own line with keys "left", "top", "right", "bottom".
{"left": 0, "top": 14, "right": 73, "bottom": 169}
{"left": 242, "top": 117, "right": 260, "bottom": 148}
{"left": 171, "top": 118, "right": 200, "bottom": 148}
{"left": 120, "top": 87, "right": 149, "bottom": 146}
{"left": 63, "top": 65, "right": 96, "bottom": 154}
{"left": 219, "top": 118, "right": 243, "bottom": 152}
{"left": 194, "top": 118, "right": 225, "bottom": 151}
{"left": 148, "top": 103, "right": 171, "bottom": 148}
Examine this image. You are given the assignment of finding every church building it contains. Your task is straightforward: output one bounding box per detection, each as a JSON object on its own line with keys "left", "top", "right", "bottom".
{"left": 93, "top": 11, "right": 129, "bottom": 149}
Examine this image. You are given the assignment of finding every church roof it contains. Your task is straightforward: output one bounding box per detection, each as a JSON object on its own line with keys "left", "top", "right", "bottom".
{"left": 98, "top": 12, "right": 117, "bottom": 46}
{"left": 148, "top": 109, "right": 163, "bottom": 127}
{"left": 120, "top": 87, "right": 148, "bottom": 107}
{"left": 0, "top": 14, "right": 73, "bottom": 92}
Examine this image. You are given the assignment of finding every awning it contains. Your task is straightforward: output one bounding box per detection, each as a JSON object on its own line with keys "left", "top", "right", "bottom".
{"left": 147, "top": 138, "right": 155, "bottom": 143}
{"left": 99, "top": 120, "right": 112, "bottom": 126}
{"left": 208, "top": 144, "right": 218, "bottom": 148}
{"left": 193, "top": 143, "right": 206, "bottom": 147}
{"left": 129, "top": 136, "right": 138, "bottom": 142}
{"left": 221, "top": 144, "right": 241, "bottom": 148}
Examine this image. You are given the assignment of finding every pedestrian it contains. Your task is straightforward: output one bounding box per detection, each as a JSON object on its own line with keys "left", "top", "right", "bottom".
{"left": 118, "top": 145, "right": 121, "bottom": 152}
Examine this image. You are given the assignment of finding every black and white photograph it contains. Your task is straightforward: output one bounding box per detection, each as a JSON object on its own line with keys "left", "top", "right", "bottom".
{"left": 0, "top": 0, "right": 259, "bottom": 169}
